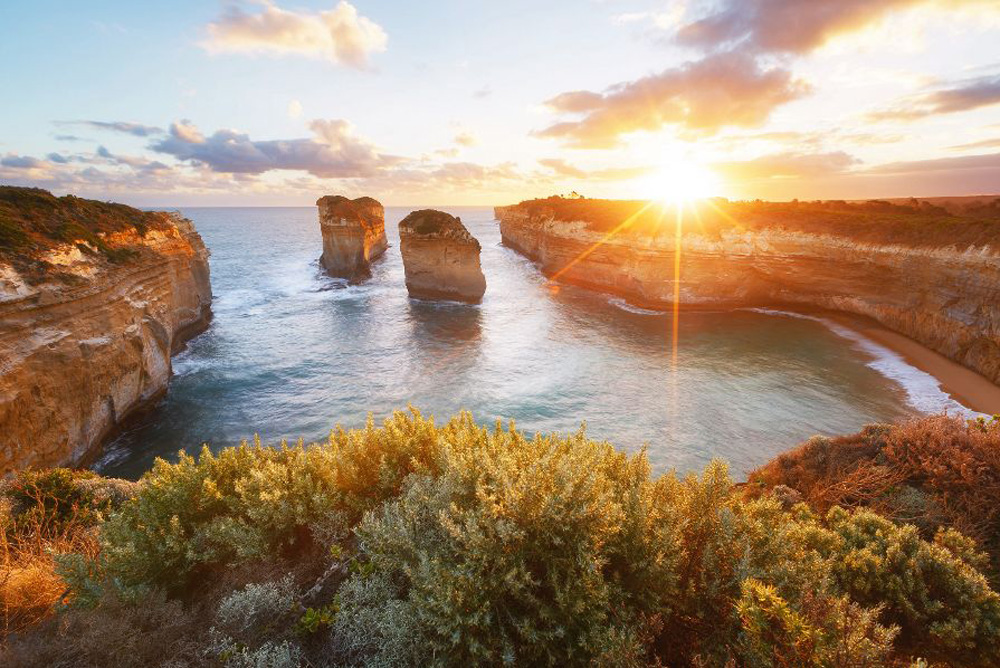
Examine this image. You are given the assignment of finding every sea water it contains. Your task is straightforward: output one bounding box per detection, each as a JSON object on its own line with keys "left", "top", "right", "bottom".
{"left": 95, "top": 207, "right": 968, "bottom": 479}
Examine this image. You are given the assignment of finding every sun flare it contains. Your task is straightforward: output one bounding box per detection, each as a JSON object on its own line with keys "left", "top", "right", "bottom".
{"left": 634, "top": 160, "right": 721, "bottom": 205}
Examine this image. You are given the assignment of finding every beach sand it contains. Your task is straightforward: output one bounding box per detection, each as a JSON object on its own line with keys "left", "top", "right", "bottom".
{"left": 826, "top": 312, "right": 1000, "bottom": 416}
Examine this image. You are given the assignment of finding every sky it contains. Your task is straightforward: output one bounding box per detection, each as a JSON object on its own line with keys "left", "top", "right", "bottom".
{"left": 1, "top": 0, "right": 1000, "bottom": 206}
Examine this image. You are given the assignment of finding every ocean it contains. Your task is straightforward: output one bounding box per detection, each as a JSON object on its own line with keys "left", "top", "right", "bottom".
{"left": 94, "top": 206, "right": 968, "bottom": 480}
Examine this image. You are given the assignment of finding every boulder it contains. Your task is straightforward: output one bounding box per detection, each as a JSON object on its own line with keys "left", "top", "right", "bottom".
{"left": 399, "top": 210, "right": 487, "bottom": 304}
{"left": 317, "top": 195, "right": 388, "bottom": 279}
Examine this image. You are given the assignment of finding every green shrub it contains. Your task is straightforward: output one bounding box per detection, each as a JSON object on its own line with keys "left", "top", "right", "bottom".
{"left": 93, "top": 410, "right": 449, "bottom": 592}
{"left": 332, "top": 424, "right": 675, "bottom": 666}
{"left": 825, "top": 508, "right": 1000, "bottom": 664}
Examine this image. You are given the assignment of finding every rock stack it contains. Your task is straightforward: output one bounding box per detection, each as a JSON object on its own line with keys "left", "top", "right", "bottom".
{"left": 398, "top": 210, "right": 487, "bottom": 304}
{"left": 317, "top": 195, "right": 388, "bottom": 280}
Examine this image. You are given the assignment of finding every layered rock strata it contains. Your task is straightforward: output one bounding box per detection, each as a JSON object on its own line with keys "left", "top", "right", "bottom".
{"left": 0, "top": 190, "right": 212, "bottom": 473}
{"left": 317, "top": 195, "right": 388, "bottom": 279}
{"left": 496, "top": 201, "right": 1000, "bottom": 385}
{"left": 399, "top": 210, "right": 487, "bottom": 304}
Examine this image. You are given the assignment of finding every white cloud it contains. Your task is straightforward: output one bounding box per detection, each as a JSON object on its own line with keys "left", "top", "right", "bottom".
{"left": 288, "top": 99, "right": 303, "bottom": 119}
{"left": 202, "top": 1, "right": 387, "bottom": 69}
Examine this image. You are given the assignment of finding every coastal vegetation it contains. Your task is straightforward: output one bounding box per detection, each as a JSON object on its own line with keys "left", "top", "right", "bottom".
{"left": 0, "top": 186, "right": 169, "bottom": 274}
{"left": 513, "top": 195, "right": 1000, "bottom": 248}
{"left": 2, "top": 410, "right": 1000, "bottom": 666}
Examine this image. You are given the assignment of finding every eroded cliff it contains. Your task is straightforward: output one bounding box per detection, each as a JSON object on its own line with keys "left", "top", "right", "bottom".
{"left": 0, "top": 187, "right": 212, "bottom": 473}
{"left": 318, "top": 195, "right": 388, "bottom": 280}
{"left": 496, "top": 198, "right": 1000, "bottom": 385}
{"left": 399, "top": 210, "right": 486, "bottom": 304}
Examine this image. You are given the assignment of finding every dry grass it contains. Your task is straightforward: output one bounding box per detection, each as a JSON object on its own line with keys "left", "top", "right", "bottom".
{"left": 749, "top": 414, "right": 1000, "bottom": 575}
{"left": 0, "top": 470, "right": 135, "bottom": 640}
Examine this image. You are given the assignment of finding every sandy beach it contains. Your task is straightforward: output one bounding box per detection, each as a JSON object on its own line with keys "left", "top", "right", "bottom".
{"left": 827, "top": 312, "right": 1000, "bottom": 416}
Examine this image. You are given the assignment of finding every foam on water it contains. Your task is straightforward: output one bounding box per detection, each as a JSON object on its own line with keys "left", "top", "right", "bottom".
{"left": 607, "top": 297, "right": 670, "bottom": 316}
{"left": 746, "top": 308, "right": 979, "bottom": 417}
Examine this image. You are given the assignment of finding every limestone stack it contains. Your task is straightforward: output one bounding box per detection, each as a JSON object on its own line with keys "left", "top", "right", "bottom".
{"left": 317, "top": 195, "right": 388, "bottom": 279}
{"left": 0, "top": 187, "right": 212, "bottom": 474}
{"left": 399, "top": 210, "right": 487, "bottom": 304}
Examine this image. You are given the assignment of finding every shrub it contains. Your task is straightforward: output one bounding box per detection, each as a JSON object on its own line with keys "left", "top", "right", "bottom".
{"left": 735, "top": 579, "right": 896, "bottom": 668}
{"left": 208, "top": 575, "right": 304, "bottom": 668}
{"left": 332, "top": 422, "right": 672, "bottom": 666}
{"left": 748, "top": 415, "right": 1000, "bottom": 578}
{"left": 824, "top": 508, "right": 1000, "bottom": 665}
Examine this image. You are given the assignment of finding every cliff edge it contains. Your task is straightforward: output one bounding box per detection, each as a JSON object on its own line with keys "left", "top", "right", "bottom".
{"left": 0, "top": 187, "right": 212, "bottom": 473}
{"left": 399, "top": 210, "right": 486, "bottom": 304}
{"left": 496, "top": 196, "right": 1000, "bottom": 386}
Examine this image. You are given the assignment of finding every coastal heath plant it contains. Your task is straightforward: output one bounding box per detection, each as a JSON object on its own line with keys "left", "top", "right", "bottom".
{"left": 824, "top": 508, "right": 1000, "bottom": 665}
{"left": 333, "top": 422, "right": 681, "bottom": 667}
{"left": 91, "top": 409, "right": 450, "bottom": 592}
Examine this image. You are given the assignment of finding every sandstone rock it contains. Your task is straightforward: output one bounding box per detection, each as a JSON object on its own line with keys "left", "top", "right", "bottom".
{"left": 399, "top": 210, "right": 486, "bottom": 304}
{"left": 0, "top": 189, "right": 212, "bottom": 474}
{"left": 496, "top": 201, "right": 1000, "bottom": 385}
{"left": 317, "top": 195, "right": 388, "bottom": 280}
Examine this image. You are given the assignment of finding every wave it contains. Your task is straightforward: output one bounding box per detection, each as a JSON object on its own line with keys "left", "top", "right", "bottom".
{"left": 608, "top": 297, "right": 669, "bottom": 316}
{"left": 746, "top": 308, "right": 980, "bottom": 417}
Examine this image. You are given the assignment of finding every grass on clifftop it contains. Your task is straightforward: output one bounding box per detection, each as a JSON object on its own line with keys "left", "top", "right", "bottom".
{"left": 0, "top": 186, "right": 170, "bottom": 272}
{"left": 4, "top": 410, "right": 1000, "bottom": 666}
{"left": 515, "top": 195, "right": 1000, "bottom": 249}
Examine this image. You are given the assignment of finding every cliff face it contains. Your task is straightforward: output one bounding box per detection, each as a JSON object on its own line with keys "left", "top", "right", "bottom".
{"left": 0, "top": 190, "right": 211, "bottom": 473}
{"left": 399, "top": 210, "right": 486, "bottom": 304}
{"left": 318, "top": 195, "right": 388, "bottom": 280}
{"left": 496, "top": 203, "right": 1000, "bottom": 385}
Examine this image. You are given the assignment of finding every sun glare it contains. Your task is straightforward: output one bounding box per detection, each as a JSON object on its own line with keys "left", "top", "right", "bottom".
{"left": 635, "top": 160, "right": 721, "bottom": 205}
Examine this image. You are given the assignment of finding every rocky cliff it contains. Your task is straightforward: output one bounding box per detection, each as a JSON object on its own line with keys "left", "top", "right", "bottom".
{"left": 496, "top": 198, "right": 1000, "bottom": 385}
{"left": 0, "top": 187, "right": 212, "bottom": 473}
{"left": 318, "top": 195, "right": 388, "bottom": 280}
{"left": 399, "top": 210, "right": 486, "bottom": 304}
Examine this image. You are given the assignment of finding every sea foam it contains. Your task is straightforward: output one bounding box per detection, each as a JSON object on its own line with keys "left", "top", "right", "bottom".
{"left": 747, "top": 308, "right": 980, "bottom": 417}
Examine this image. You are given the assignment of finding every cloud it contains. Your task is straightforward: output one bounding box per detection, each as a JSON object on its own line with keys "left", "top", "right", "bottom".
{"left": 536, "top": 50, "right": 809, "bottom": 148}
{"left": 454, "top": 132, "right": 478, "bottom": 147}
{"left": 54, "top": 134, "right": 86, "bottom": 142}
{"left": 0, "top": 154, "right": 45, "bottom": 169}
{"left": 151, "top": 118, "right": 396, "bottom": 178}
{"left": 539, "top": 158, "right": 651, "bottom": 181}
{"left": 473, "top": 86, "right": 492, "bottom": 99}
{"left": 867, "top": 73, "right": 1000, "bottom": 121}
{"left": 865, "top": 151, "right": 1000, "bottom": 175}
{"left": 56, "top": 120, "right": 164, "bottom": 137}
{"left": 202, "top": 1, "right": 387, "bottom": 69}
{"left": 674, "top": 0, "right": 987, "bottom": 55}
{"left": 714, "top": 151, "right": 860, "bottom": 181}
{"left": 288, "top": 99, "right": 303, "bottom": 119}
{"left": 950, "top": 137, "right": 1000, "bottom": 151}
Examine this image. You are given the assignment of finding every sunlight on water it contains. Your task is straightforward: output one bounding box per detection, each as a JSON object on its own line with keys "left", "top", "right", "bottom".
{"left": 96, "top": 206, "right": 929, "bottom": 480}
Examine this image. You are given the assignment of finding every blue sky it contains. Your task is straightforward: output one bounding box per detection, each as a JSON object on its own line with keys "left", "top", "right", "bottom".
{"left": 2, "top": 1, "right": 1000, "bottom": 205}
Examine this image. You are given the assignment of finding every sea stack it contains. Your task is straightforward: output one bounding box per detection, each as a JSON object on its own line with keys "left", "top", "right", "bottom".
{"left": 317, "top": 195, "right": 388, "bottom": 280}
{"left": 399, "top": 210, "right": 487, "bottom": 304}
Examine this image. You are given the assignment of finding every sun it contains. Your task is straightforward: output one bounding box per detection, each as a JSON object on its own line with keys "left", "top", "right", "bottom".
{"left": 634, "top": 159, "right": 721, "bottom": 205}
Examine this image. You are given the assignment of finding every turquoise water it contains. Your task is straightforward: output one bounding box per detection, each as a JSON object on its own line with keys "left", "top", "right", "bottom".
{"left": 96, "top": 206, "right": 953, "bottom": 480}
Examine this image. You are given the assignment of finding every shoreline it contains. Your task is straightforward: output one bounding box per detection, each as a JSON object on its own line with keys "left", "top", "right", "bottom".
{"left": 823, "top": 311, "right": 1000, "bottom": 417}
